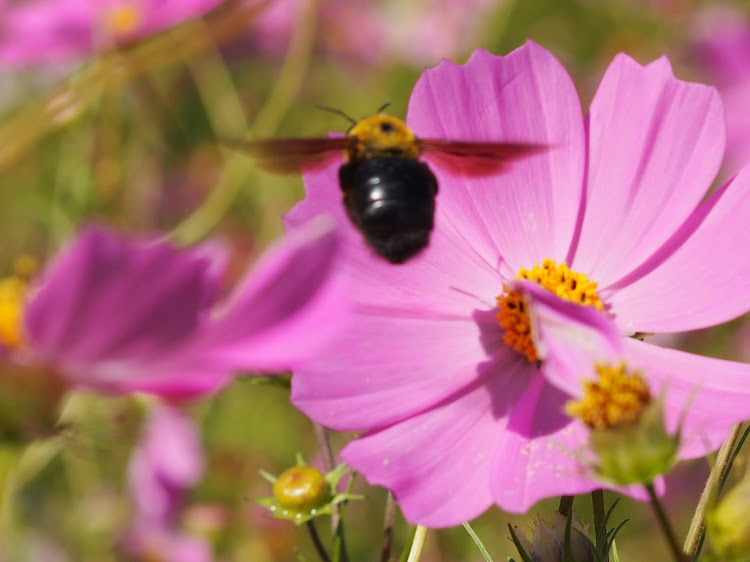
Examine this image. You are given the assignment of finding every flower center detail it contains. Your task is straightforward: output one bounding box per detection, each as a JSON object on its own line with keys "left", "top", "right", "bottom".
{"left": 0, "top": 255, "right": 36, "bottom": 350}
{"left": 565, "top": 362, "right": 651, "bottom": 430}
{"left": 104, "top": 3, "right": 143, "bottom": 38}
{"left": 496, "top": 258, "right": 604, "bottom": 362}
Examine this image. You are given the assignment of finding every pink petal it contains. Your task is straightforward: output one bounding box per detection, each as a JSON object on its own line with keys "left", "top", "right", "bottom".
{"left": 25, "top": 225, "right": 222, "bottom": 372}
{"left": 573, "top": 54, "right": 725, "bottom": 288}
{"left": 341, "top": 369, "right": 529, "bottom": 527}
{"left": 491, "top": 373, "right": 600, "bottom": 512}
{"left": 518, "top": 280, "right": 623, "bottom": 397}
{"left": 292, "top": 310, "right": 520, "bottom": 431}
{"left": 491, "top": 372, "right": 651, "bottom": 511}
{"left": 196, "top": 216, "right": 350, "bottom": 372}
{"left": 407, "top": 42, "right": 586, "bottom": 274}
{"left": 608, "top": 165, "right": 750, "bottom": 332}
{"left": 129, "top": 405, "right": 203, "bottom": 523}
{"left": 623, "top": 338, "right": 750, "bottom": 458}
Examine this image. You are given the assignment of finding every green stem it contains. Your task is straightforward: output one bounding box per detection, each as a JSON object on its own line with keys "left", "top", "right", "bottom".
{"left": 0, "top": 0, "right": 270, "bottom": 174}
{"left": 645, "top": 482, "right": 686, "bottom": 562}
{"left": 406, "top": 525, "right": 428, "bottom": 562}
{"left": 380, "top": 492, "right": 396, "bottom": 562}
{"left": 683, "top": 423, "right": 743, "bottom": 560}
{"left": 306, "top": 520, "right": 331, "bottom": 562}
{"left": 170, "top": 0, "right": 318, "bottom": 246}
{"left": 591, "top": 489, "right": 607, "bottom": 561}
{"left": 558, "top": 495, "right": 574, "bottom": 517}
{"left": 462, "top": 522, "right": 495, "bottom": 562}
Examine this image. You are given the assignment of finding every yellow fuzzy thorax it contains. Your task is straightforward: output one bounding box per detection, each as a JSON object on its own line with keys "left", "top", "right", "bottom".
{"left": 346, "top": 114, "right": 421, "bottom": 161}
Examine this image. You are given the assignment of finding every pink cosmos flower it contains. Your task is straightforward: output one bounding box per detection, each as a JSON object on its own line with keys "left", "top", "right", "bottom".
{"left": 693, "top": 8, "right": 750, "bottom": 178}
{"left": 17, "top": 217, "right": 348, "bottom": 397}
{"left": 0, "top": 0, "right": 222, "bottom": 66}
{"left": 285, "top": 41, "right": 750, "bottom": 526}
{"left": 124, "top": 404, "right": 211, "bottom": 562}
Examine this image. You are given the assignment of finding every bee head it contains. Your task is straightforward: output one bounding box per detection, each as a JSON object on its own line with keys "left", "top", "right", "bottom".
{"left": 346, "top": 114, "right": 420, "bottom": 161}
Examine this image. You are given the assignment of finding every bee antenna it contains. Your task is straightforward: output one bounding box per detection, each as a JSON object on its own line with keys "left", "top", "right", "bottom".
{"left": 316, "top": 104, "right": 357, "bottom": 126}
{"left": 376, "top": 101, "right": 391, "bottom": 114}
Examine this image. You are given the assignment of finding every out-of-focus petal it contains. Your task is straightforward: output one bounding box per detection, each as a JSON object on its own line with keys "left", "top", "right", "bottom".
{"left": 25, "top": 226, "right": 223, "bottom": 376}
{"left": 574, "top": 54, "right": 725, "bottom": 287}
{"left": 608, "top": 165, "right": 750, "bottom": 333}
{"left": 407, "top": 42, "right": 586, "bottom": 274}
{"left": 623, "top": 338, "right": 750, "bottom": 458}
{"left": 129, "top": 405, "right": 204, "bottom": 523}
{"left": 341, "top": 369, "right": 528, "bottom": 527}
{"left": 197, "top": 216, "right": 349, "bottom": 372}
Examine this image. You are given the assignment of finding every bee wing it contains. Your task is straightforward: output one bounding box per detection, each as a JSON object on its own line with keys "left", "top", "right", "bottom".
{"left": 222, "top": 137, "right": 349, "bottom": 174}
{"left": 420, "top": 139, "right": 547, "bottom": 175}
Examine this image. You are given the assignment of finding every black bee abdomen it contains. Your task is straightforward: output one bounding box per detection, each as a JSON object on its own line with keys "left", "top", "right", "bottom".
{"left": 339, "top": 157, "right": 438, "bottom": 264}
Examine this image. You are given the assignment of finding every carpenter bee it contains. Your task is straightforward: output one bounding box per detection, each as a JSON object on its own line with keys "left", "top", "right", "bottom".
{"left": 228, "top": 105, "right": 544, "bottom": 264}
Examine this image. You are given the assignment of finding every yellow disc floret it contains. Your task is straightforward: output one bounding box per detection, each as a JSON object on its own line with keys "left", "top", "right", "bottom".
{"left": 565, "top": 362, "right": 651, "bottom": 430}
{"left": 346, "top": 114, "right": 421, "bottom": 161}
{"left": 0, "top": 256, "right": 36, "bottom": 350}
{"left": 497, "top": 259, "right": 604, "bottom": 362}
{"left": 104, "top": 2, "right": 142, "bottom": 37}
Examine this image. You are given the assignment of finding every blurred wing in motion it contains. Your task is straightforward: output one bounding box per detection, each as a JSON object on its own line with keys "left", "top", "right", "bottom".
{"left": 420, "top": 139, "right": 547, "bottom": 175}
{"left": 222, "top": 137, "right": 350, "bottom": 174}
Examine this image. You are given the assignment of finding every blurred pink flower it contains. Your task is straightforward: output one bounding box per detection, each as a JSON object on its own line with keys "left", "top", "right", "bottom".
{"left": 285, "top": 42, "right": 750, "bottom": 525}
{"left": 124, "top": 404, "right": 211, "bottom": 562}
{"left": 18, "top": 217, "right": 348, "bottom": 397}
{"left": 693, "top": 8, "right": 750, "bottom": 178}
{"left": 0, "top": 0, "right": 222, "bottom": 66}
{"left": 250, "top": 0, "right": 502, "bottom": 66}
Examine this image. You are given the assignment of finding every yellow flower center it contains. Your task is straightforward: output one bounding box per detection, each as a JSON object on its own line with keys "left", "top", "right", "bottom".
{"left": 496, "top": 258, "right": 604, "bottom": 362}
{"left": 0, "top": 256, "right": 37, "bottom": 350}
{"left": 565, "top": 362, "right": 651, "bottom": 430}
{"left": 104, "top": 3, "right": 143, "bottom": 37}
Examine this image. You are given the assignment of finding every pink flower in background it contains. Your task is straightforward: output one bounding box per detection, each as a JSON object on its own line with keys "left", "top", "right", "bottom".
{"left": 17, "top": 217, "right": 348, "bottom": 397}
{"left": 250, "top": 0, "right": 503, "bottom": 66}
{"left": 379, "top": 0, "right": 501, "bottom": 66}
{"left": 124, "top": 404, "right": 211, "bottom": 562}
{"left": 285, "top": 42, "right": 750, "bottom": 526}
{"left": 693, "top": 8, "right": 750, "bottom": 177}
{"left": 0, "top": 0, "right": 222, "bottom": 66}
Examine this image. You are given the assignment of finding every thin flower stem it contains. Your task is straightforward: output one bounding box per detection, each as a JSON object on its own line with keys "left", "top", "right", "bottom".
{"left": 406, "top": 525, "right": 428, "bottom": 562}
{"left": 591, "top": 490, "right": 607, "bottom": 560}
{"left": 558, "top": 495, "right": 574, "bottom": 517}
{"left": 0, "top": 0, "right": 271, "bottom": 173}
{"left": 645, "top": 482, "right": 686, "bottom": 562}
{"left": 462, "top": 522, "right": 495, "bottom": 562}
{"left": 683, "top": 422, "right": 743, "bottom": 560}
{"left": 312, "top": 423, "right": 340, "bottom": 534}
{"left": 313, "top": 423, "right": 336, "bottom": 474}
{"left": 306, "top": 520, "right": 332, "bottom": 562}
{"left": 170, "top": 0, "right": 317, "bottom": 246}
{"left": 381, "top": 491, "right": 396, "bottom": 562}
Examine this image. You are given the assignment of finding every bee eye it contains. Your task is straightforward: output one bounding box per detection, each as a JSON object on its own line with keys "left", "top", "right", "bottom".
{"left": 379, "top": 122, "right": 394, "bottom": 133}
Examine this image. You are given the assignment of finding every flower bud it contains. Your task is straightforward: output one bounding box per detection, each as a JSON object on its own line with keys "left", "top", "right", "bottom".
{"left": 256, "top": 460, "right": 361, "bottom": 525}
{"left": 707, "top": 471, "right": 750, "bottom": 561}
{"left": 511, "top": 510, "right": 595, "bottom": 562}
{"left": 273, "top": 466, "right": 330, "bottom": 512}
